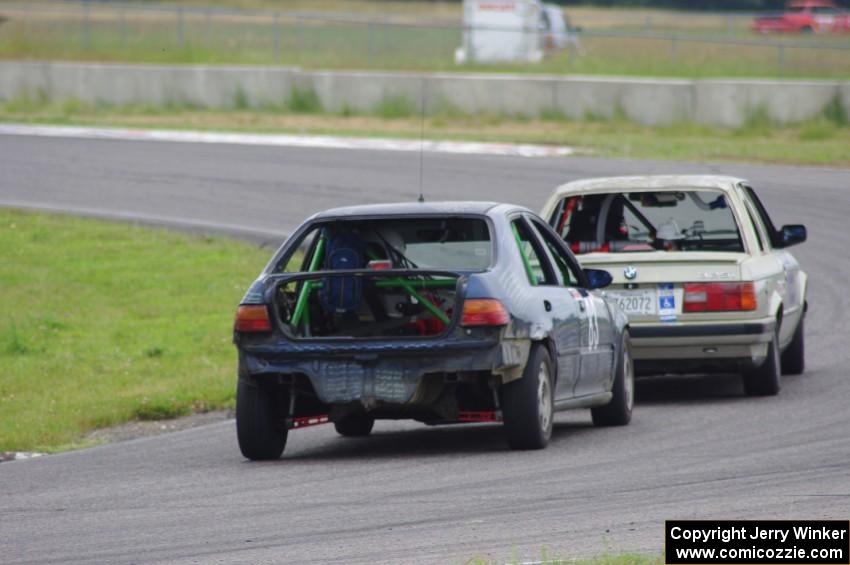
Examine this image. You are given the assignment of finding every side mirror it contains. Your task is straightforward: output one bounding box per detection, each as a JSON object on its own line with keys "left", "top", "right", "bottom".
{"left": 584, "top": 268, "right": 613, "bottom": 290}
{"left": 777, "top": 224, "right": 807, "bottom": 248}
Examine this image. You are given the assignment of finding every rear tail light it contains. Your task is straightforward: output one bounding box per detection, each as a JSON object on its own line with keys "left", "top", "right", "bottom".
{"left": 683, "top": 282, "right": 756, "bottom": 312}
{"left": 461, "top": 299, "right": 510, "bottom": 327}
{"left": 234, "top": 305, "right": 272, "bottom": 332}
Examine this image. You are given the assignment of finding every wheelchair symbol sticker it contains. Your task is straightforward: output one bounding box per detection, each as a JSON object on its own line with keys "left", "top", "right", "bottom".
{"left": 658, "top": 283, "right": 676, "bottom": 321}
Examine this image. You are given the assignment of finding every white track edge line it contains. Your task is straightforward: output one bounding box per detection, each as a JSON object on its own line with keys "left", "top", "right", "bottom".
{"left": 0, "top": 123, "right": 575, "bottom": 158}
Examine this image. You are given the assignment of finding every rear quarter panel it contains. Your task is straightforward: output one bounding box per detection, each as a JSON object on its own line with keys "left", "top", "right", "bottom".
{"left": 488, "top": 211, "right": 593, "bottom": 388}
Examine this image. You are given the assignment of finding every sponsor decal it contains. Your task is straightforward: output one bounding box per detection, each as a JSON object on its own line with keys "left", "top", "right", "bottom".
{"left": 478, "top": 1, "right": 518, "bottom": 11}
{"left": 585, "top": 296, "right": 600, "bottom": 350}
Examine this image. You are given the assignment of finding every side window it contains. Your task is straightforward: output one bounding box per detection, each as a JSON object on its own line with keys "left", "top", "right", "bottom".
{"left": 274, "top": 228, "right": 317, "bottom": 273}
{"left": 529, "top": 218, "right": 583, "bottom": 288}
{"left": 744, "top": 203, "right": 768, "bottom": 252}
{"left": 742, "top": 185, "right": 780, "bottom": 247}
{"left": 511, "top": 219, "right": 556, "bottom": 286}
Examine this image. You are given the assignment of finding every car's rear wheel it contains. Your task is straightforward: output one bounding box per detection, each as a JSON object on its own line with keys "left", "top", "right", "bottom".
{"left": 334, "top": 413, "right": 375, "bottom": 437}
{"left": 781, "top": 317, "right": 805, "bottom": 376}
{"left": 236, "top": 379, "right": 288, "bottom": 460}
{"left": 743, "top": 328, "right": 781, "bottom": 397}
{"left": 500, "top": 343, "right": 554, "bottom": 450}
{"left": 592, "top": 330, "right": 633, "bottom": 427}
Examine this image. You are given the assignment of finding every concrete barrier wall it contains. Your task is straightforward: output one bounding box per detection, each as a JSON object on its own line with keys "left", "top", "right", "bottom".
{"left": 1, "top": 62, "right": 847, "bottom": 128}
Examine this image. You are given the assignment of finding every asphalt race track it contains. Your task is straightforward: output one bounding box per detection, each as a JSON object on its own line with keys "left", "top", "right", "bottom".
{"left": 1, "top": 134, "right": 849, "bottom": 564}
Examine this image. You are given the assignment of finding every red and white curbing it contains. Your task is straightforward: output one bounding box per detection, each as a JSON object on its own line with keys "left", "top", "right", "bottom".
{"left": 0, "top": 124, "right": 575, "bottom": 158}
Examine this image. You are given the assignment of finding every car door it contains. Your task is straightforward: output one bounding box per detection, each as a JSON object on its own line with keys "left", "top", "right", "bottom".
{"left": 526, "top": 215, "right": 616, "bottom": 399}
{"left": 740, "top": 184, "right": 806, "bottom": 346}
{"left": 509, "top": 216, "right": 583, "bottom": 401}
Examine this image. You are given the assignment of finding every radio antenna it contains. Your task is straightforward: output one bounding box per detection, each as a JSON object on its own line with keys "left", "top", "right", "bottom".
{"left": 418, "top": 77, "right": 426, "bottom": 203}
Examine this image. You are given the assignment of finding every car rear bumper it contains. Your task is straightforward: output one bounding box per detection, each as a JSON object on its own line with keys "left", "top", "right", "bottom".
{"left": 629, "top": 319, "right": 775, "bottom": 365}
{"left": 237, "top": 337, "right": 528, "bottom": 405}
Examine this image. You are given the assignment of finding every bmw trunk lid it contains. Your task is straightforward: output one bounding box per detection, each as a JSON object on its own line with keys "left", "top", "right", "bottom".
{"left": 582, "top": 251, "right": 744, "bottom": 284}
{"left": 579, "top": 251, "right": 746, "bottom": 322}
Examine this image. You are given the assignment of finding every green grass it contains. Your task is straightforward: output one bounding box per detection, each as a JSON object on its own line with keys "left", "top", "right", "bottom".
{"left": 1, "top": 94, "right": 849, "bottom": 166}
{"left": 0, "top": 209, "right": 270, "bottom": 452}
{"left": 130, "top": 0, "right": 462, "bottom": 17}
{"left": 286, "top": 86, "right": 324, "bottom": 114}
{"left": 0, "top": 2, "right": 848, "bottom": 78}
{"left": 375, "top": 94, "right": 417, "bottom": 120}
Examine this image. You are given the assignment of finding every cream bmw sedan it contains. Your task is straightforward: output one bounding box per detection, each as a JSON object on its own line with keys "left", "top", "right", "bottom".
{"left": 541, "top": 175, "right": 807, "bottom": 396}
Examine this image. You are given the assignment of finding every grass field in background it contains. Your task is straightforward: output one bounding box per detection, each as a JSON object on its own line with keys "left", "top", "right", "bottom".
{"left": 135, "top": 0, "right": 462, "bottom": 18}
{"left": 2, "top": 95, "right": 848, "bottom": 166}
{"left": 1, "top": 2, "right": 848, "bottom": 78}
{"left": 0, "top": 209, "right": 270, "bottom": 452}
{"left": 22, "top": 0, "right": 826, "bottom": 34}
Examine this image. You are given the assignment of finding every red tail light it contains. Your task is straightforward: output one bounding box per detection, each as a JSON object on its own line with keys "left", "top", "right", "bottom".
{"left": 234, "top": 305, "right": 272, "bottom": 332}
{"left": 683, "top": 282, "right": 757, "bottom": 313}
{"left": 461, "top": 299, "right": 510, "bottom": 327}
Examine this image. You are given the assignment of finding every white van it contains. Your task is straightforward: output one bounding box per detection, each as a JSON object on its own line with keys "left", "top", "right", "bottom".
{"left": 455, "top": 0, "right": 575, "bottom": 64}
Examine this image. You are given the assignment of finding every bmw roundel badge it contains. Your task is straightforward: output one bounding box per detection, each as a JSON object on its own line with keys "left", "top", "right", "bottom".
{"left": 624, "top": 266, "right": 637, "bottom": 280}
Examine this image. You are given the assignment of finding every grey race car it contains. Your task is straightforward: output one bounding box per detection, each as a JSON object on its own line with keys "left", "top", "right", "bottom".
{"left": 233, "top": 202, "right": 632, "bottom": 460}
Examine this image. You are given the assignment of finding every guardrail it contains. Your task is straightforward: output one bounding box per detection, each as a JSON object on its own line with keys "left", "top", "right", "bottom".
{"left": 1, "top": 61, "right": 847, "bottom": 128}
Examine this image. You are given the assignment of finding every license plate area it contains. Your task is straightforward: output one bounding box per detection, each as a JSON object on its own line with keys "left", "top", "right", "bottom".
{"left": 606, "top": 289, "right": 657, "bottom": 316}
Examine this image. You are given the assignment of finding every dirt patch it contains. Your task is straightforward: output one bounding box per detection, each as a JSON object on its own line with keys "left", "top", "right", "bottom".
{"left": 0, "top": 411, "right": 235, "bottom": 464}
{"left": 85, "top": 409, "right": 234, "bottom": 445}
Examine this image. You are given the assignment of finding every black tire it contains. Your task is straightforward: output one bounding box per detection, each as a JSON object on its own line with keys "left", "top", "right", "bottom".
{"left": 592, "top": 330, "right": 633, "bottom": 427}
{"left": 499, "top": 343, "right": 554, "bottom": 450}
{"left": 781, "top": 317, "right": 805, "bottom": 376}
{"left": 236, "top": 379, "right": 288, "bottom": 460}
{"left": 334, "top": 414, "right": 375, "bottom": 437}
{"left": 743, "top": 327, "right": 781, "bottom": 397}
{"left": 800, "top": 26, "right": 814, "bottom": 34}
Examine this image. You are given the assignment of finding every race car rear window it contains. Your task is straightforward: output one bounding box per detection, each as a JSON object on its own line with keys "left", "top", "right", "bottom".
{"left": 549, "top": 190, "right": 744, "bottom": 254}
{"left": 275, "top": 217, "right": 493, "bottom": 272}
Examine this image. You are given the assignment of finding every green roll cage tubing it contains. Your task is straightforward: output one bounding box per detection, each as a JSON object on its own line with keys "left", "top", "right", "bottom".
{"left": 288, "top": 234, "right": 453, "bottom": 330}
{"left": 289, "top": 235, "right": 326, "bottom": 330}
{"left": 511, "top": 222, "right": 538, "bottom": 286}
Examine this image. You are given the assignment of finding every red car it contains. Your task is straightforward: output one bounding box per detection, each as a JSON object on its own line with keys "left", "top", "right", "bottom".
{"left": 752, "top": 0, "right": 850, "bottom": 33}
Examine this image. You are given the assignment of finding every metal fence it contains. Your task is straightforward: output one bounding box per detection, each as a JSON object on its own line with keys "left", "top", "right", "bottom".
{"left": 1, "top": 1, "right": 849, "bottom": 78}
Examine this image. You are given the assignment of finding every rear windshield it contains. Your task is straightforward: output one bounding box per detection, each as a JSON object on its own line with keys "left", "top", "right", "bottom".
{"left": 275, "top": 217, "right": 493, "bottom": 273}
{"left": 548, "top": 190, "right": 744, "bottom": 254}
